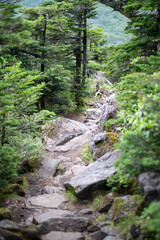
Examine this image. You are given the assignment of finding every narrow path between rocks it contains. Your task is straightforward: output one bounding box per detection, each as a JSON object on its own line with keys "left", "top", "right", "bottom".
{"left": 4, "top": 90, "right": 124, "bottom": 240}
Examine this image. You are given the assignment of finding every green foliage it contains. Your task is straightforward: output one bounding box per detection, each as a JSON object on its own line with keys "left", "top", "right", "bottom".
{"left": 96, "top": 213, "right": 106, "bottom": 222}
{"left": 8, "top": 133, "right": 44, "bottom": 165}
{"left": 139, "top": 202, "right": 160, "bottom": 239}
{"left": 65, "top": 189, "right": 78, "bottom": 203}
{"left": 106, "top": 173, "right": 133, "bottom": 193}
{"left": 105, "top": 118, "right": 124, "bottom": 129}
{"left": 0, "top": 145, "right": 20, "bottom": 188}
{"left": 81, "top": 144, "right": 93, "bottom": 162}
{"left": 115, "top": 72, "right": 160, "bottom": 176}
{"left": 90, "top": 193, "right": 104, "bottom": 211}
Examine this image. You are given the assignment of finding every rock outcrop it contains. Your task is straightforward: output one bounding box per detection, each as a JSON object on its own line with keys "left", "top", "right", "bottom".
{"left": 64, "top": 152, "right": 120, "bottom": 198}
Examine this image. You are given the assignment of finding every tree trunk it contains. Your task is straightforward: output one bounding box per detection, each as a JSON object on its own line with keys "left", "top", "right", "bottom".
{"left": 1, "top": 114, "right": 6, "bottom": 146}
{"left": 82, "top": 7, "right": 87, "bottom": 86}
{"left": 75, "top": 23, "right": 82, "bottom": 106}
{"left": 40, "top": 14, "right": 47, "bottom": 109}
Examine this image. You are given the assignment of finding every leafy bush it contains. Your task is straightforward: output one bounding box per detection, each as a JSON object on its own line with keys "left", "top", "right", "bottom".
{"left": 114, "top": 72, "right": 160, "bottom": 176}
{"left": 139, "top": 202, "right": 160, "bottom": 239}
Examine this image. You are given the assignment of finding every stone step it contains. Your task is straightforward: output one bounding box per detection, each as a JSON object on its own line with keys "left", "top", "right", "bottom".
{"left": 42, "top": 231, "right": 84, "bottom": 240}
{"left": 64, "top": 151, "right": 121, "bottom": 199}
{"left": 33, "top": 209, "right": 76, "bottom": 224}
{"left": 26, "top": 193, "right": 68, "bottom": 209}
{"left": 38, "top": 217, "right": 90, "bottom": 235}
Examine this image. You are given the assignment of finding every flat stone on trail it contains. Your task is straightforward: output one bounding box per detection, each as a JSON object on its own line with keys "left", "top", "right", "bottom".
{"left": 39, "top": 217, "right": 90, "bottom": 234}
{"left": 39, "top": 158, "right": 60, "bottom": 178}
{"left": 42, "top": 231, "right": 84, "bottom": 240}
{"left": 53, "top": 131, "right": 92, "bottom": 152}
{"left": 34, "top": 209, "right": 75, "bottom": 224}
{"left": 28, "top": 194, "right": 67, "bottom": 209}
{"left": 64, "top": 152, "right": 121, "bottom": 199}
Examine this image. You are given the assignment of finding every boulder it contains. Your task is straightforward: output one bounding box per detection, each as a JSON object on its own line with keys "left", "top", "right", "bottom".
{"left": 41, "top": 118, "right": 89, "bottom": 141}
{"left": 27, "top": 193, "right": 67, "bottom": 209}
{"left": 39, "top": 217, "right": 90, "bottom": 234}
{"left": 79, "top": 208, "right": 93, "bottom": 215}
{"left": 85, "top": 108, "right": 102, "bottom": 121}
{"left": 89, "top": 132, "right": 108, "bottom": 152}
{"left": 42, "top": 231, "right": 84, "bottom": 240}
{"left": 38, "top": 158, "right": 60, "bottom": 178}
{"left": 97, "top": 105, "right": 116, "bottom": 133}
{"left": 64, "top": 152, "right": 120, "bottom": 199}
{"left": 3, "top": 184, "right": 25, "bottom": 197}
{"left": 89, "top": 226, "right": 119, "bottom": 240}
{"left": 0, "top": 209, "right": 14, "bottom": 221}
{"left": 99, "top": 193, "right": 119, "bottom": 213}
{"left": 138, "top": 172, "right": 160, "bottom": 201}
{"left": 93, "top": 147, "right": 109, "bottom": 161}
{"left": 106, "top": 195, "right": 138, "bottom": 222}
{"left": 47, "top": 131, "right": 92, "bottom": 152}
{"left": 0, "top": 220, "right": 41, "bottom": 240}
{"left": 103, "top": 237, "right": 123, "bottom": 240}
{"left": 33, "top": 209, "right": 75, "bottom": 224}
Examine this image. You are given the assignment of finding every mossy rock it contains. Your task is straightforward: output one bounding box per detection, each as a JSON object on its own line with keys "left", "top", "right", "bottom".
{"left": 93, "top": 147, "right": 109, "bottom": 161}
{"left": 9, "top": 176, "right": 23, "bottom": 185}
{"left": 20, "top": 157, "right": 42, "bottom": 173}
{"left": 3, "top": 184, "right": 25, "bottom": 197}
{"left": 28, "top": 157, "right": 42, "bottom": 170}
{"left": 0, "top": 220, "right": 41, "bottom": 240}
{"left": 0, "top": 208, "right": 13, "bottom": 221}
{"left": 106, "top": 195, "right": 138, "bottom": 223}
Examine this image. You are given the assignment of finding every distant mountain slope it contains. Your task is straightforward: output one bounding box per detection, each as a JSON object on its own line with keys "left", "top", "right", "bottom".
{"left": 89, "top": 4, "right": 131, "bottom": 45}
{"left": 21, "top": 0, "right": 130, "bottom": 45}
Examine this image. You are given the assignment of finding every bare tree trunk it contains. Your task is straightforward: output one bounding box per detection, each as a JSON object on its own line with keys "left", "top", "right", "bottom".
{"left": 75, "top": 23, "right": 82, "bottom": 106}
{"left": 1, "top": 114, "right": 6, "bottom": 146}
{"left": 82, "top": 7, "right": 87, "bottom": 86}
{"left": 40, "top": 14, "right": 47, "bottom": 109}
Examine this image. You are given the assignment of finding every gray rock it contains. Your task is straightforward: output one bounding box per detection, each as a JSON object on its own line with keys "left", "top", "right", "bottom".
{"left": 39, "top": 217, "right": 90, "bottom": 234}
{"left": 51, "top": 131, "right": 92, "bottom": 153}
{"left": 79, "top": 208, "right": 93, "bottom": 215}
{"left": 42, "top": 186, "right": 64, "bottom": 194}
{"left": 93, "top": 147, "right": 109, "bottom": 161}
{"left": 41, "top": 118, "right": 88, "bottom": 141}
{"left": 38, "top": 158, "right": 60, "bottom": 178}
{"left": 27, "top": 193, "right": 67, "bottom": 209}
{"left": 87, "top": 224, "right": 100, "bottom": 232}
{"left": 54, "top": 132, "right": 84, "bottom": 146}
{"left": 93, "top": 132, "right": 108, "bottom": 144}
{"left": 85, "top": 108, "right": 102, "bottom": 120}
{"left": 103, "top": 237, "right": 123, "bottom": 240}
{"left": 89, "top": 132, "right": 107, "bottom": 153}
{"left": 138, "top": 172, "right": 160, "bottom": 200}
{"left": 99, "top": 193, "right": 119, "bottom": 213}
{"left": 64, "top": 152, "right": 120, "bottom": 199}
{"left": 89, "top": 230, "right": 105, "bottom": 240}
{"left": 106, "top": 195, "right": 137, "bottom": 222}
{"left": 33, "top": 209, "right": 75, "bottom": 224}
{"left": 101, "top": 227, "right": 119, "bottom": 237}
{"left": 97, "top": 105, "right": 116, "bottom": 132}
{"left": 42, "top": 231, "right": 84, "bottom": 240}
{"left": 0, "top": 220, "right": 41, "bottom": 240}
{"left": 89, "top": 226, "right": 120, "bottom": 240}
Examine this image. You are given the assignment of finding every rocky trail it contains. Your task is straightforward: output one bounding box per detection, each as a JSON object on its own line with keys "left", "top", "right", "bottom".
{"left": 1, "top": 90, "right": 132, "bottom": 240}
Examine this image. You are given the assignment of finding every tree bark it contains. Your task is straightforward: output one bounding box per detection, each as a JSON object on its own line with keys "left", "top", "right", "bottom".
{"left": 74, "top": 20, "right": 82, "bottom": 106}
{"left": 1, "top": 114, "right": 6, "bottom": 146}
{"left": 40, "top": 14, "right": 47, "bottom": 109}
{"left": 82, "top": 7, "right": 87, "bottom": 86}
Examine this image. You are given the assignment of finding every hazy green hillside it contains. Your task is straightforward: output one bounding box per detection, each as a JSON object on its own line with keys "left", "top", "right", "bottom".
{"left": 88, "top": 4, "right": 131, "bottom": 45}
{"left": 21, "top": 0, "right": 130, "bottom": 45}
